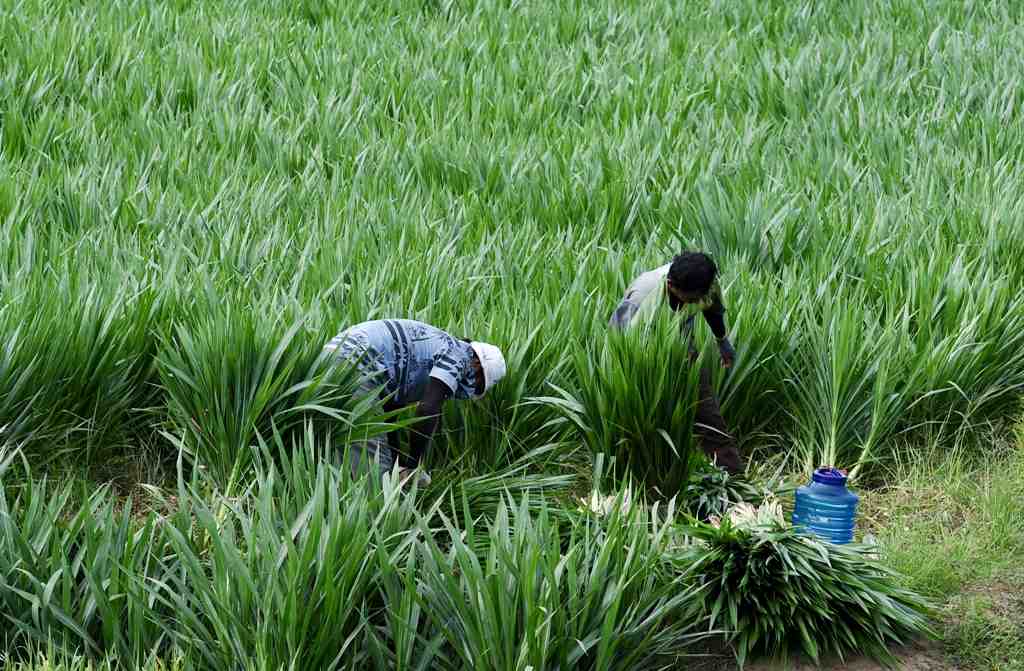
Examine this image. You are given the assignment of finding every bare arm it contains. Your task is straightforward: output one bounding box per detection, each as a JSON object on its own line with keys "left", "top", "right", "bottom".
{"left": 408, "top": 378, "right": 452, "bottom": 466}
{"left": 701, "top": 291, "right": 735, "bottom": 367}
{"left": 702, "top": 308, "right": 727, "bottom": 340}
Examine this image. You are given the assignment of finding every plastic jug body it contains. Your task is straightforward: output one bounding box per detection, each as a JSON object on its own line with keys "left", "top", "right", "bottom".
{"left": 792, "top": 468, "right": 859, "bottom": 544}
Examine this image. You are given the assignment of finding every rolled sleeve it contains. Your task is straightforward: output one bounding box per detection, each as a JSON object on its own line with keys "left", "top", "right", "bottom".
{"left": 609, "top": 300, "right": 639, "bottom": 330}
{"left": 428, "top": 367, "right": 459, "bottom": 394}
{"left": 428, "top": 345, "right": 466, "bottom": 395}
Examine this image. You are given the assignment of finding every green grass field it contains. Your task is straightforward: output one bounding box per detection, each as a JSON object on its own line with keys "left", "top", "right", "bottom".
{"left": 2, "top": 0, "right": 1023, "bottom": 668}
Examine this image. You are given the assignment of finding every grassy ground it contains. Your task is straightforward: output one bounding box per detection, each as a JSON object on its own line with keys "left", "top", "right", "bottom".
{"left": 5, "top": 436, "right": 1020, "bottom": 671}
{"left": 3, "top": 0, "right": 1024, "bottom": 667}
{"left": 868, "top": 430, "right": 1024, "bottom": 671}
{"left": 729, "top": 428, "right": 1024, "bottom": 671}
{"left": 3, "top": 0, "right": 1024, "bottom": 479}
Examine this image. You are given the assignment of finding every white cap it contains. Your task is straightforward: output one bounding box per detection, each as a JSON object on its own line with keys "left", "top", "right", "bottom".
{"left": 468, "top": 341, "right": 506, "bottom": 397}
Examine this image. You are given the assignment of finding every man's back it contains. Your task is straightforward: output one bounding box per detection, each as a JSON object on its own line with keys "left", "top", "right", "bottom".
{"left": 326, "top": 319, "right": 477, "bottom": 405}
{"left": 610, "top": 263, "right": 721, "bottom": 331}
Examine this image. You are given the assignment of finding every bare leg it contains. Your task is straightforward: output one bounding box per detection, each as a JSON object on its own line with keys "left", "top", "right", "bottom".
{"left": 693, "top": 365, "right": 743, "bottom": 474}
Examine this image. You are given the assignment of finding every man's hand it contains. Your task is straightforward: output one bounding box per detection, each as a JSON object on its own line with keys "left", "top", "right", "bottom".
{"left": 718, "top": 337, "right": 736, "bottom": 368}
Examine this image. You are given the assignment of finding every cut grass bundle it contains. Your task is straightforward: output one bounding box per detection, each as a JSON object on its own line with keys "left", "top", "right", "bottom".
{"left": 675, "top": 506, "right": 935, "bottom": 668}
{"left": 683, "top": 459, "right": 770, "bottom": 521}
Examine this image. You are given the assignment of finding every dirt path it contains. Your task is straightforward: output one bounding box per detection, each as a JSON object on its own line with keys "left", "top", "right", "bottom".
{"left": 693, "top": 640, "right": 960, "bottom": 671}
{"left": 743, "top": 643, "right": 959, "bottom": 670}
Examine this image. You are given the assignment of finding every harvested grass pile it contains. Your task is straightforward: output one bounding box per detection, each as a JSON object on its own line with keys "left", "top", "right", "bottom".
{"left": 675, "top": 499, "right": 935, "bottom": 667}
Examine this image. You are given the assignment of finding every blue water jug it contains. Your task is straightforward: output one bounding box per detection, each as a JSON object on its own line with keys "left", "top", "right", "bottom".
{"left": 792, "top": 467, "right": 859, "bottom": 544}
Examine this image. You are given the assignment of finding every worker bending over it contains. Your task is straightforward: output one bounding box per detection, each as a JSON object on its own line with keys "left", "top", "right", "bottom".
{"left": 325, "top": 319, "right": 506, "bottom": 486}
{"left": 610, "top": 251, "right": 743, "bottom": 474}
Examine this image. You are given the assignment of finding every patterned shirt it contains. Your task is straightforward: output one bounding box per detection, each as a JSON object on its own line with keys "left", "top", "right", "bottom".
{"left": 325, "top": 319, "right": 479, "bottom": 405}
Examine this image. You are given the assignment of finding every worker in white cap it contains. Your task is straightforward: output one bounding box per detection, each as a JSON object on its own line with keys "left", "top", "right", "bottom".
{"left": 324, "top": 319, "right": 506, "bottom": 487}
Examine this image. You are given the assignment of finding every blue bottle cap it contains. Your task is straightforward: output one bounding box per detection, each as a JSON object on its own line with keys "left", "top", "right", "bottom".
{"left": 812, "top": 467, "right": 848, "bottom": 486}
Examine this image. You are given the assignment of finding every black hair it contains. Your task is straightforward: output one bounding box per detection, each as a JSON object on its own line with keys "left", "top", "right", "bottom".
{"left": 667, "top": 252, "right": 717, "bottom": 293}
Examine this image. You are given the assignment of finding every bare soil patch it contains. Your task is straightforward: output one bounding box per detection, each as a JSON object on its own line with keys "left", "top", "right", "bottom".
{"left": 743, "top": 642, "right": 959, "bottom": 670}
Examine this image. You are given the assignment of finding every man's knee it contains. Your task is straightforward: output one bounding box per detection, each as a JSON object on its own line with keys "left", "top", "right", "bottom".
{"left": 694, "top": 422, "right": 741, "bottom": 470}
{"left": 347, "top": 438, "right": 394, "bottom": 478}
{"left": 707, "top": 443, "right": 743, "bottom": 474}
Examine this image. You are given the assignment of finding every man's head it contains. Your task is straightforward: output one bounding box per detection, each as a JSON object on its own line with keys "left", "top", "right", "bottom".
{"left": 666, "top": 251, "right": 718, "bottom": 304}
{"left": 468, "top": 341, "right": 506, "bottom": 398}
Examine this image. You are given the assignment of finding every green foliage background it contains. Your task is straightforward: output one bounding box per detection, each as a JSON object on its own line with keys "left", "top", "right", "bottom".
{"left": 1, "top": 0, "right": 1022, "bottom": 667}
{"left": 2, "top": 0, "right": 1023, "bottom": 474}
